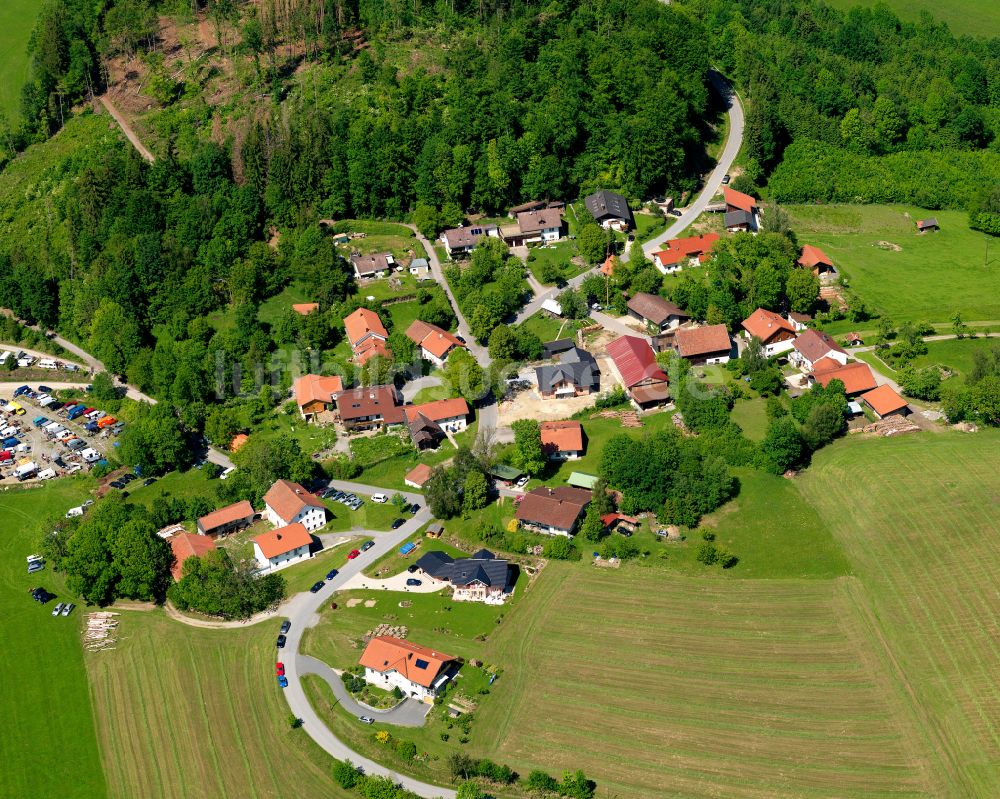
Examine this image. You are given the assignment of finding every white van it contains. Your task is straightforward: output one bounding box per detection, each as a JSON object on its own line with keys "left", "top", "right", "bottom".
{"left": 17, "top": 356, "right": 34, "bottom": 368}
{"left": 0, "top": 351, "right": 10, "bottom": 365}
{"left": 37, "top": 468, "right": 57, "bottom": 480}
{"left": 39, "top": 396, "right": 56, "bottom": 407}
{"left": 38, "top": 359, "right": 58, "bottom": 370}
{"left": 0, "top": 425, "right": 18, "bottom": 437}
{"left": 14, "top": 461, "right": 38, "bottom": 480}
{"left": 80, "top": 448, "right": 100, "bottom": 463}
{"left": 65, "top": 506, "right": 84, "bottom": 518}
{"left": 219, "top": 466, "right": 236, "bottom": 480}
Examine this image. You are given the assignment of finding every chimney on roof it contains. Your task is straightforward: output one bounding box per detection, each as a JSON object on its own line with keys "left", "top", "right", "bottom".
{"left": 276, "top": 533, "right": 282, "bottom": 540}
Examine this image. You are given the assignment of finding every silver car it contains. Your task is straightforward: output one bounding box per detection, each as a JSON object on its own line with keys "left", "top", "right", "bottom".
{"left": 61, "top": 603, "right": 75, "bottom": 617}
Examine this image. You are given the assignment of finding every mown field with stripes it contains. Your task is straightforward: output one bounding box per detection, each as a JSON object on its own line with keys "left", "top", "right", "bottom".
{"left": 478, "top": 564, "right": 936, "bottom": 799}
{"left": 86, "top": 611, "right": 352, "bottom": 799}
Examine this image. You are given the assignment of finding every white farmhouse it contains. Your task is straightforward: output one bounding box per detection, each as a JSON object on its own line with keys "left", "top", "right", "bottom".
{"left": 252, "top": 522, "right": 313, "bottom": 572}
{"left": 359, "top": 636, "right": 457, "bottom": 703}
{"left": 263, "top": 479, "right": 327, "bottom": 532}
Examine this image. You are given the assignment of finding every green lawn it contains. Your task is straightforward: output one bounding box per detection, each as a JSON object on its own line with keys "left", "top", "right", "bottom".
{"left": 0, "top": 0, "right": 41, "bottom": 119}
{"left": 518, "top": 312, "right": 590, "bottom": 344}
{"left": 822, "top": 0, "right": 999, "bottom": 38}
{"left": 525, "top": 240, "right": 585, "bottom": 285}
{"left": 385, "top": 285, "right": 455, "bottom": 333}
{"left": 0, "top": 479, "right": 108, "bottom": 799}
{"left": 333, "top": 220, "right": 417, "bottom": 265}
{"left": 410, "top": 383, "right": 452, "bottom": 404}
{"left": 320, "top": 497, "right": 403, "bottom": 533}
{"left": 257, "top": 280, "right": 314, "bottom": 326}
{"left": 253, "top": 410, "right": 338, "bottom": 456}
{"left": 730, "top": 397, "right": 769, "bottom": 440}
{"left": 125, "top": 466, "right": 221, "bottom": 514}
{"left": 633, "top": 210, "right": 667, "bottom": 243}
{"left": 349, "top": 422, "right": 478, "bottom": 492}
{"left": 786, "top": 205, "right": 998, "bottom": 324}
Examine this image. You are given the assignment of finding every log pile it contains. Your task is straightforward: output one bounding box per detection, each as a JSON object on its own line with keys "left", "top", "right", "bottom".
{"left": 591, "top": 410, "right": 641, "bottom": 427}
{"left": 364, "top": 623, "right": 408, "bottom": 642}
{"left": 83, "top": 612, "right": 120, "bottom": 652}
{"left": 863, "top": 416, "right": 921, "bottom": 437}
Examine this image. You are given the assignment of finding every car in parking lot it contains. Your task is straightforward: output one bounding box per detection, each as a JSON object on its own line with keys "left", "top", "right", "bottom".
{"left": 143, "top": 477, "right": 156, "bottom": 486}
{"left": 358, "top": 716, "right": 374, "bottom": 724}
{"left": 278, "top": 675, "right": 288, "bottom": 688}
{"left": 309, "top": 581, "right": 325, "bottom": 593}
{"left": 276, "top": 662, "right": 285, "bottom": 676}
{"left": 406, "top": 578, "right": 422, "bottom": 587}
{"left": 52, "top": 602, "right": 65, "bottom": 616}
{"left": 407, "top": 565, "right": 419, "bottom": 573}
{"left": 371, "top": 493, "right": 388, "bottom": 503}
{"left": 347, "top": 549, "right": 360, "bottom": 560}
{"left": 280, "top": 620, "right": 291, "bottom": 634}
{"left": 391, "top": 518, "right": 405, "bottom": 530}
{"left": 61, "top": 603, "right": 74, "bottom": 617}
{"left": 326, "top": 569, "right": 339, "bottom": 580}
{"left": 408, "top": 503, "right": 420, "bottom": 514}
{"left": 360, "top": 540, "right": 375, "bottom": 552}
{"left": 28, "top": 560, "right": 44, "bottom": 574}
{"left": 276, "top": 634, "right": 287, "bottom": 648}
{"left": 38, "top": 385, "right": 53, "bottom": 394}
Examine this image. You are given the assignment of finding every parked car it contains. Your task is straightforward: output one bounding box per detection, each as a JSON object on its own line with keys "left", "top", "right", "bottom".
{"left": 28, "top": 560, "right": 44, "bottom": 574}
{"left": 276, "top": 662, "right": 285, "bottom": 676}
{"left": 38, "top": 385, "right": 53, "bottom": 394}
{"left": 358, "top": 716, "right": 374, "bottom": 725}
{"left": 406, "top": 579, "right": 422, "bottom": 587}
{"left": 347, "top": 549, "right": 360, "bottom": 560}
{"left": 371, "top": 493, "right": 388, "bottom": 504}
{"left": 278, "top": 675, "right": 288, "bottom": 688}
{"left": 326, "top": 569, "right": 339, "bottom": 580}
{"left": 407, "top": 565, "right": 419, "bottom": 574}
{"left": 52, "top": 602, "right": 65, "bottom": 616}
{"left": 515, "top": 476, "right": 530, "bottom": 488}
{"left": 143, "top": 477, "right": 156, "bottom": 486}
{"left": 361, "top": 540, "right": 375, "bottom": 552}
{"left": 391, "top": 518, "right": 405, "bottom": 530}
{"left": 276, "top": 635, "right": 287, "bottom": 649}
{"left": 31, "top": 587, "right": 53, "bottom": 603}
{"left": 409, "top": 503, "right": 420, "bottom": 514}
{"left": 279, "top": 620, "right": 291, "bottom": 634}
{"left": 309, "top": 581, "right": 325, "bottom": 593}
{"left": 722, "top": 173, "right": 731, "bottom": 184}
{"left": 61, "top": 603, "right": 74, "bottom": 617}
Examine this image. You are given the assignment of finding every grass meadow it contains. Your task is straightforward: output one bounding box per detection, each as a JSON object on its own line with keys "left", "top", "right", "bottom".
{"left": 822, "top": 0, "right": 1000, "bottom": 38}
{"left": 786, "top": 205, "right": 998, "bottom": 324}
{"left": 0, "top": 0, "right": 41, "bottom": 119}
{"left": 0, "top": 478, "right": 107, "bottom": 799}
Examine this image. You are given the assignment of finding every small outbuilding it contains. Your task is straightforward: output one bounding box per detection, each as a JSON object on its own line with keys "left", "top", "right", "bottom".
{"left": 860, "top": 384, "right": 910, "bottom": 419}
{"left": 916, "top": 218, "right": 939, "bottom": 233}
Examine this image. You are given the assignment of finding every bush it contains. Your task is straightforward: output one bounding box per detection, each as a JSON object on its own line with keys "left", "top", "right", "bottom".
{"left": 593, "top": 385, "right": 628, "bottom": 410}
{"left": 542, "top": 536, "right": 578, "bottom": 560}
{"left": 526, "top": 769, "right": 560, "bottom": 793}
{"left": 333, "top": 759, "right": 360, "bottom": 789}
{"left": 696, "top": 542, "right": 719, "bottom": 565}
{"left": 395, "top": 739, "right": 417, "bottom": 760}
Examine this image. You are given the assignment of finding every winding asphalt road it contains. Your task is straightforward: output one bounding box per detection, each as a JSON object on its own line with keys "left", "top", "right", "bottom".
{"left": 513, "top": 71, "right": 745, "bottom": 324}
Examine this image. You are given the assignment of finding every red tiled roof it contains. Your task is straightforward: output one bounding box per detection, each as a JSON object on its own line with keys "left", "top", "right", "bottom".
{"left": 354, "top": 337, "right": 392, "bottom": 365}
{"left": 793, "top": 329, "right": 846, "bottom": 364}
{"left": 405, "top": 320, "right": 465, "bottom": 360}
{"left": 600, "top": 255, "right": 618, "bottom": 276}
{"left": 170, "top": 532, "right": 217, "bottom": 581}
{"left": 813, "top": 361, "right": 877, "bottom": 394}
{"left": 652, "top": 233, "right": 720, "bottom": 267}
{"left": 230, "top": 433, "right": 249, "bottom": 452}
{"left": 294, "top": 374, "right": 345, "bottom": 407}
{"left": 263, "top": 480, "right": 325, "bottom": 523}
{"left": 197, "top": 500, "right": 254, "bottom": 534}
{"left": 797, "top": 245, "right": 832, "bottom": 270}
{"left": 860, "top": 384, "right": 909, "bottom": 416}
{"left": 601, "top": 512, "right": 639, "bottom": 527}
{"left": 742, "top": 308, "right": 795, "bottom": 343}
{"left": 404, "top": 463, "right": 433, "bottom": 487}
{"left": 292, "top": 303, "right": 319, "bottom": 315}
{"left": 673, "top": 325, "right": 732, "bottom": 358}
{"left": 403, "top": 398, "right": 469, "bottom": 423}
{"left": 254, "top": 522, "right": 312, "bottom": 560}
{"left": 540, "top": 420, "right": 584, "bottom": 454}
{"left": 344, "top": 308, "right": 388, "bottom": 347}
{"left": 606, "top": 335, "right": 667, "bottom": 388}
{"left": 514, "top": 486, "right": 591, "bottom": 531}
{"left": 724, "top": 186, "right": 757, "bottom": 213}
{"left": 359, "top": 636, "right": 456, "bottom": 688}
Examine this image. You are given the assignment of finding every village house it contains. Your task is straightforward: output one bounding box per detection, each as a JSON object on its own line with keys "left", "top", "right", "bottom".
{"left": 263, "top": 479, "right": 327, "bottom": 532}
{"left": 359, "top": 636, "right": 458, "bottom": 703}
{"left": 504, "top": 207, "right": 564, "bottom": 246}
{"left": 350, "top": 252, "right": 395, "bottom": 280}
{"left": 626, "top": 292, "right": 691, "bottom": 331}
{"left": 441, "top": 224, "right": 500, "bottom": 258}
{"left": 673, "top": 324, "right": 733, "bottom": 365}
{"left": 169, "top": 532, "right": 217, "bottom": 581}
{"left": 540, "top": 420, "right": 585, "bottom": 460}
{"left": 790, "top": 329, "right": 848, "bottom": 372}
{"left": 860, "top": 384, "right": 910, "bottom": 419}
{"left": 845, "top": 332, "right": 864, "bottom": 347}
{"left": 335, "top": 385, "right": 405, "bottom": 431}
{"left": 407, "top": 413, "right": 445, "bottom": 450}
{"left": 606, "top": 335, "right": 670, "bottom": 408}
{"left": 542, "top": 338, "right": 577, "bottom": 359}
{"left": 404, "top": 398, "right": 470, "bottom": 433}
{"left": 741, "top": 308, "right": 797, "bottom": 357}
{"left": 405, "top": 320, "right": 466, "bottom": 368}
{"left": 515, "top": 485, "right": 592, "bottom": 536}
{"left": 585, "top": 189, "right": 634, "bottom": 231}
{"left": 916, "top": 217, "right": 939, "bottom": 233}
{"left": 414, "top": 548, "right": 510, "bottom": 604}
{"left": 408, "top": 257, "right": 430, "bottom": 276}
{"left": 253, "top": 522, "right": 313, "bottom": 572}
{"left": 723, "top": 187, "right": 759, "bottom": 232}
{"left": 196, "top": 500, "right": 256, "bottom": 537}
{"left": 344, "top": 307, "right": 391, "bottom": 366}
{"left": 535, "top": 346, "right": 600, "bottom": 399}
{"left": 652, "top": 233, "right": 720, "bottom": 274}
{"left": 811, "top": 359, "right": 877, "bottom": 396}
{"left": 292, "top": 303, "right": 319, "bottom": 315}
{"left": 797, "top": 245, "right": 836, "bottom": 276}
{"left": 404, "top": 463, "right": 434, "bottom": 489}
{"left": 602, "top": 512, "right": 639, "bottom": 535}
{"left": 787, "top": 312, "right": 811, "bottom": 332}
{"left": 294, "top": 374, "right": 345, "bottom": 421}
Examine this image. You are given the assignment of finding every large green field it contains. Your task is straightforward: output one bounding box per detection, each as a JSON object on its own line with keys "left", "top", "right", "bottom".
{"left": 822, "top": 0, "right": 1000, "bottom": 39}
{"left": 0, "top": 479, "right": 108, "bottom": 799}
{"left": 0, "top": 0, "right": 41, "bottom": 119}
{"left": 786, "top": 205, "right": 998, "bottom": 324}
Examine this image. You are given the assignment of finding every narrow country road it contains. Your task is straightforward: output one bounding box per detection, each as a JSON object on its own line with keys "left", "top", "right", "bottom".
{"left": 513, "top": 71, "right": 745, "bottom": 324}
{"left": 98, "top": 95, "right": 155, "bottom": 163}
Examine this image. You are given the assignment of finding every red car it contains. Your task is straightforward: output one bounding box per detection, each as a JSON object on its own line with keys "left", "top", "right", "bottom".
{"left": 276, "top": 662, "right": 285, "bottom": 676}
{"left": 347, "top": 549, "right": 360, "bottom": 560}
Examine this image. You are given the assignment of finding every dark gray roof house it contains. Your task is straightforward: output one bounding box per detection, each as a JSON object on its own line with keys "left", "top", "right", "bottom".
{"left": 413, "top": 549, "right": 509, "bottom": 592}
{"left": 585, "top": 190, "right": 634, "bottom": 230}
{"left": 725, "top": 209, "right": 754, "bottom": 230}
{"left": 535, "top": 346, "right": 600, "bottom": 396}
{"left": 542, "top": 339, "right": 576, "bottom": 359}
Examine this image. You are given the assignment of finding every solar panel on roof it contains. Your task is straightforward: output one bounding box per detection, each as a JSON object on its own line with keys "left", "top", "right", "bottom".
{"left": 414, "top": 658, "right": 429, "bottom": 669}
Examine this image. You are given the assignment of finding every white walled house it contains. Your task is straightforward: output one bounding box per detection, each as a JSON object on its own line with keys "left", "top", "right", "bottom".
{"left": 359, "top": 636, "right": 457, "bottom": 703}
{"left": 253, "top": 522, "right": 313, "bottom": 572}
{"left": 263, "top": 479, "right": 327, "bottom": 532}
{"left": 790, "top": 329, "right": 848, "bottom": 372}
